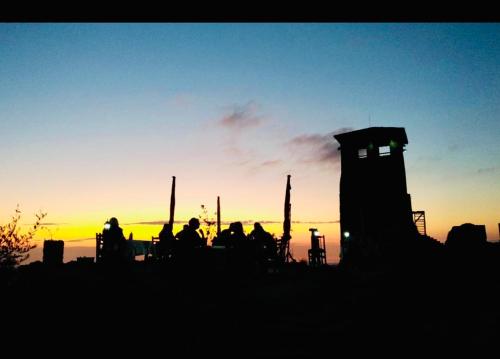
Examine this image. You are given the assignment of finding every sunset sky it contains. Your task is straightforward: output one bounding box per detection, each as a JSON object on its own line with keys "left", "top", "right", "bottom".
{"left": 1, "top": 23, "right": 499, "bottom": 262}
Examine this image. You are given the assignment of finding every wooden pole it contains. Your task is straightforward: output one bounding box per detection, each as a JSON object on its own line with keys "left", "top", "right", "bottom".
{"left": 283, "top": 175, "right": 291, "bottom": 242}
{"left": 279, "top": 175, "right": 293, "bottom": 262}
{"left": 169, "top": 176, "right": 176, "bottom": 227}
{"left": 217, "top": 196, "right": 221, "bottom": 236}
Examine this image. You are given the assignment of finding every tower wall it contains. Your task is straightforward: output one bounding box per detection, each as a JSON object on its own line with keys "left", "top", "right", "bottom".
{"left": 334, "top": 127, "right": 415, "bottom": 263}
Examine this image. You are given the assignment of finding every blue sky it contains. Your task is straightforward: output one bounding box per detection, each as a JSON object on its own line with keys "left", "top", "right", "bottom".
{"left": 1, "top": 23, "right": 499, "bottom": 245}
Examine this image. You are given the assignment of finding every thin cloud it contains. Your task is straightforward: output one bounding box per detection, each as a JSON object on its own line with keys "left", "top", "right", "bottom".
{"left": 260, "top": 159, "right": 282, "bottom": 167}
{"left": 230, "top": 158, "right": 254, "bottom": 167}
{"left": 242, "top": 159, "right": 284, "bottom": 176}
{"left": 125, "top": 219, "right": 339, "bottom": 226}
{"left": 64, "top": 238, "right": 96, "bottom": 243}
{"left": 477, "top": 166, "right": 499, "bottom": 174}
{"left": 125, "top": 220, "right": 185, "bottom": 225}
{"left": 28, "top": 222, "right": 67, "bottom": 226}
{"left": 217, "top": 101, "right": 263, "bottom": 130}
{"left": 448, "top": 142, "right": 469, "bottom": 152}
{"left": 222, "top": 220, "right": 279, "bottom": 225}
{"left": 259, "top": 159, "right": 282, "bottom": 168}
{"left": 231, "top": 220, "right": 340, "bottom": 225}
{"left": 287, "top": 127, "right": 353, "bottom": 167}
{"left": 294, "top": 220, "right": 340, "bottom": 224}
{"left": 127, "top": 220, "right": 273, "bottom": 226}
{"left": 417, "top": 155, "right": 442, "bottom": 162}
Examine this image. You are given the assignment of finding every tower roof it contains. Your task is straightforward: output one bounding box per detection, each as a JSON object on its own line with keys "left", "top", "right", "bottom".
{"left": 333, "top": 127, "right": 408, "bottom": 148}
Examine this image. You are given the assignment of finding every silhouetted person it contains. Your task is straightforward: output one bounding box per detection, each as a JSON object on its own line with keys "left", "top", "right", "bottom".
{"left": 249, "top": 222, "right": 277, "bottom": 261}
{"left": 176, "top": 218, "right": 205, "bottom": 250}
{"left": 158, "top": 223, "right": 175, "bottom": 260}
{"left": 102, "top": 217, "right": 126, "bottom": 263}
{"left": 226, "top": 222, "right": 246, "bottom": 249}
{"left": 249, "top": 222, "right": 272, "bottom": 242}
{"left": 212, "top": 227, "right": 231, "bottom": 248}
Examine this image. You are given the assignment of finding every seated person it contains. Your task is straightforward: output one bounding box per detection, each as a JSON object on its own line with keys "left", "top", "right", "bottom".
{"left": 249, "top": 222, "right": 277, "bottom": 260}
{"left": 212, "top": 227, "right": 232, "bottom": 248}
{"left": 102, "top": 217, "right": 126, "bottom": 262}
{"left": 175, "top": 218, "right": 205, "bottom": 250}
{"left": 158, "top": 223, "right": 176, "bottom": 259}
{"left": 225, "top": 222, "right": 247, "bottom": 249}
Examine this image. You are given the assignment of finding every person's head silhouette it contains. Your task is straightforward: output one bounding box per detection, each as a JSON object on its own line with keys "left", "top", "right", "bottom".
{"left": 109, "top": 217, "right": 119, "bottom": 228}
{"left": 232, "top": 222, "right": 244, "bottom": 234}
{"left": 254, "top": 222, "right": 263, "bottom": 232}
{"left": 188, "top": 217, "right": 200, "bottom": 230}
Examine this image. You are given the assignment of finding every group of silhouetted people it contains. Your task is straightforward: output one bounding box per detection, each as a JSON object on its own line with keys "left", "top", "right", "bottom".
{"left": 157, "top": 218, "right": 206, "bottom": 260}
{"left": 213, "top": 221, "right": 277, "bottom": 258}
{"left": 210, "top": 221, "right": 279, "bottom": 267}
{"left": 100, "top": 216, "right": 278, "bottom": 266}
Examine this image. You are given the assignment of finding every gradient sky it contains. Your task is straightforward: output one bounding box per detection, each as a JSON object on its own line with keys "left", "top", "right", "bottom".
{"left": 1, "top": 23, "right": 499, "bottom": 262}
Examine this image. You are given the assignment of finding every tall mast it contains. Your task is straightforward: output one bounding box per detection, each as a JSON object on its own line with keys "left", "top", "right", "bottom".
{"left": 280, "top": 174, "right": 293, "bottom": 262}
{"left": 169, "top": 176, "right": 176, "bottom": 227}
{"left": 283, "top": 175, "right": 291, "bottom": 241}
{"left": 217, "top": 196, "right": 221, "bottom": 236}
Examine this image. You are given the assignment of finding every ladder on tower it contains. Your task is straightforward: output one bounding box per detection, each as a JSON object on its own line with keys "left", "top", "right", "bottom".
{"left": 413, "top": 211, "right": 427, "bottom": 236}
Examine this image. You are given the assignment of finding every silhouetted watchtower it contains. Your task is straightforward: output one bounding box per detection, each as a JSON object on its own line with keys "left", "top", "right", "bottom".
{"left": 334, "top": 127, "right": 415, "bottom": 264}
{"left": 308, "top": 228, "right": 327, "bottom": 266}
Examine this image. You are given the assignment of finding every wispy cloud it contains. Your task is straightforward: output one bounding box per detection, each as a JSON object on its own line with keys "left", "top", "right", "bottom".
{"left": 125, "top": 220, "right": 185, "bottom": 225}
{"left": 230, "top": 158, "right": 254, "bottom": 167}
{"left": 416, "top": 155, "right": 442, "bottom": 163}
{"left": 477, "top": 166, "right": 499, "bottom": 174}
{"left": 241, "top": 159, "right": 284, "bottom": 175}
{"left": 258, "top": 159, "right": 282, "bottom": 168}
{"left": 28, "top": 222, "right": 67, "bottom": 226}
{"left": 217, "top": 101, "right": 263, "bottom": 131}
{"left": 218, "top": 220, "right": 340, "bottom": 226}
{"left": 286, "top": 127, "right": 353, "bottom": 167}
{"left": 64, "top": 238, "right": 96, "bottom": 243}
{"left": 212, "top": 101, "right": 276, "bottom": 174}
{"left": 125, "top": 219, "right": 339, "bottom": 226}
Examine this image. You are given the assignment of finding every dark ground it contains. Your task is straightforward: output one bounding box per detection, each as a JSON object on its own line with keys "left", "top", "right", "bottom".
{"left": 2, "top": 254, "right": 500, "bottom": 356}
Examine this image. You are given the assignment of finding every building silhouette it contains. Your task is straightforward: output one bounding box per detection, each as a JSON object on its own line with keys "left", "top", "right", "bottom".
{"left": 445, "top": 223, "right": 487, "bottom": 250}
{"left": 43, "top": 240, "right": 64, "bottom": 265}
{"left": 334, "top": 127, "right": 416, "bottom": 265}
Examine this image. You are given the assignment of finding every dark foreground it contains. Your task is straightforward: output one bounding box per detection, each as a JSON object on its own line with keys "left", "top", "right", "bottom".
{"left": 2, "top": 257, "right": 500, "bottom": 356}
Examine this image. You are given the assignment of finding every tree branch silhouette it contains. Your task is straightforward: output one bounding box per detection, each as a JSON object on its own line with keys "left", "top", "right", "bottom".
{"left": 0, "top": 205, "right": 47, "bottom": 268}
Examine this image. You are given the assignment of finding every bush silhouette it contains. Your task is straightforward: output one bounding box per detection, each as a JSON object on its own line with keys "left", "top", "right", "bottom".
{"left": 0, "top": 206, "right": 47, "bottom": 268}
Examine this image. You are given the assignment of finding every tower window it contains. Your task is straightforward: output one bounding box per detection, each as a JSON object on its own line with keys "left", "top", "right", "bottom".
{"left": 379, "top": 146, "right": 391, "bottom": 156}
{"left": 358, "top": 148, "right": 367, "bottom": 158}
